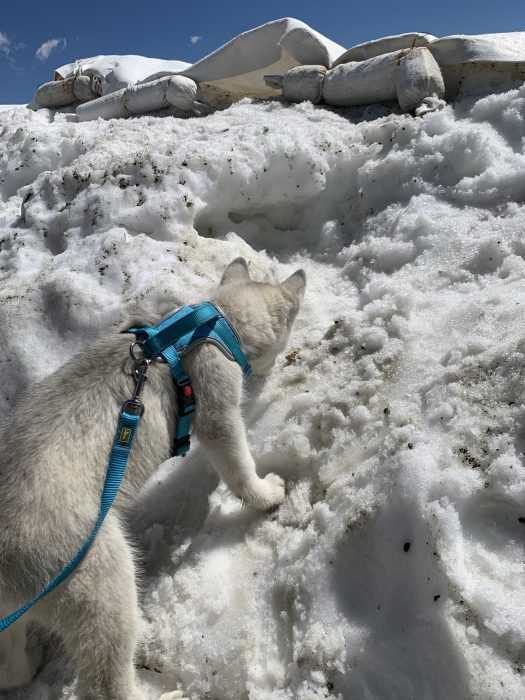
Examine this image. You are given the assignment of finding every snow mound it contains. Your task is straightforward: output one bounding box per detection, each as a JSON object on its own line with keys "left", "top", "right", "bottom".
{"left": 1, "top": 85, "right": 525, "bottom": 699}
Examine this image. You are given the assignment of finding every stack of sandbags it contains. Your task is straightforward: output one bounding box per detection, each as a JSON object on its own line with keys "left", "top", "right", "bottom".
{"left": 331, "top": 31, "right": 525, "bottom": 100}
{"left": 269, "top": 47, "right": 445, "bottom": 113}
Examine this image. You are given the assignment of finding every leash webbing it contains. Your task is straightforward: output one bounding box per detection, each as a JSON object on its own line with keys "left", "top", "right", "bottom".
{"left": 0, "top": 408, "right": 141, "bottom": 632}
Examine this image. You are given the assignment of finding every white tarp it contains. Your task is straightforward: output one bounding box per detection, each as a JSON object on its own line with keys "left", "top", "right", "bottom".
{"left": 182, "top": 17, "right": 344, "bottom": 99}
{"left": 333, "top": 32, "right": 437, "bottom": 66}
{"left": 430, "top": 32, "right": 525, "bottom": 64}
{"left": 55, "top": 56, "right": 192, "bottom": 95}
{"left": 335, "top": 31, "right": 525, "bottom": 67}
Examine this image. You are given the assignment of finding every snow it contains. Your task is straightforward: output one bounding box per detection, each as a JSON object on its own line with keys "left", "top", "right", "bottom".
{"left": 2, "top": 83, "right": 525, "bottom": 699}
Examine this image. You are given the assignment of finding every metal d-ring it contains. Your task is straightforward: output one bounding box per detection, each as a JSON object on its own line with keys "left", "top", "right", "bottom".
{"left": 129, "top": 340, "right": 146, "bottom": 364}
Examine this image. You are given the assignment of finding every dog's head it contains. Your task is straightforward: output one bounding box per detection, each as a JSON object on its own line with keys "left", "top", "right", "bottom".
{"left": 215, "top": 258, "right": 306, "bottom": 376}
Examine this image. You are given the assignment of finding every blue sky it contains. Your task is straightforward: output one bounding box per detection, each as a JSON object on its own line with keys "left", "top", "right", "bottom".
{"left": 1, "top": 0, "right": 524, "bottom": 103}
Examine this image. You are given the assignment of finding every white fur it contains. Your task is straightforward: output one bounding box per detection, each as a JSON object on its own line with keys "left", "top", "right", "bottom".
{"left": 0, "top": 258, "right": 305, "bottom": 699}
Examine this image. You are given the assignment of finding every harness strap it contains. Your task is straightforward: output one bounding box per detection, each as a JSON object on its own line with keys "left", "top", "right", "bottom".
{"left": 129, "top": 302, "right": 251, "bottom": 457}
{"left": 161, "top": 344, "right": 195, "bottom": 456}
{"left": 132, "top": 304, "right": 220, "bottom": 357}
{"left": 0, "top": 407, "right": 141, "bottom": 632}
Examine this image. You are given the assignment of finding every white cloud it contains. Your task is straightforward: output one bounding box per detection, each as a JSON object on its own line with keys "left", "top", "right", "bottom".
{"left": 190, "top": 35, "right": 202, "bottom": 45}
{"left": 0, "top": 31, "right": 11, "bottom": 56}
{"left": 35, "top": 37, "right": 66, "bottom": 62}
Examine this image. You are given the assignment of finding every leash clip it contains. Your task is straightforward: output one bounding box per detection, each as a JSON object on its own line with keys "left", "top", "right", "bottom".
{"left": 122, "top": 355, "right": 151, "bottom": 418}
{"left": 132, "top": 360, "right": 150, "bottom": 400}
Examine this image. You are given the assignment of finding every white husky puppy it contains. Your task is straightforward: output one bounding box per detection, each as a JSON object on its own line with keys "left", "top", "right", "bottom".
{"left": 0, "top": 258, "right": 305, "bottom": 699}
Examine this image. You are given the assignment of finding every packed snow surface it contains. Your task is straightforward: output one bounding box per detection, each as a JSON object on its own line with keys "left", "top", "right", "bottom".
{"left": 1, "top": 86, "right": 525, "bottom": 700}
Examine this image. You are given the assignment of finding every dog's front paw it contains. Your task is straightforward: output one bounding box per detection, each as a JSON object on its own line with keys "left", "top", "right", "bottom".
{"left": 245, "top": 473, "right": 286, "bottom": 511}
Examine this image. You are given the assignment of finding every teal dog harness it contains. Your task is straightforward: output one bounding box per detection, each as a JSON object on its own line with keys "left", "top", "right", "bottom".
{"left": 129, "top": 301, "right": 251, "bottom": 456}
{"left": 0, "top": 302, "right": 251, "bottom": 632}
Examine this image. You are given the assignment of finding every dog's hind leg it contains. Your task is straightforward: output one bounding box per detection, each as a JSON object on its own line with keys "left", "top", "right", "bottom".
{"left": 0, "top": 606, "right": 36, "bottom": 690}
{"left": 34, "top": 514, "right": 144, "bottom": 700}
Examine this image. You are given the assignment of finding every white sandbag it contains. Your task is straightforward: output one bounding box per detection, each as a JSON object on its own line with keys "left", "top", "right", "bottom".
{"left": 323, "top": 51, "right": 401, "bottom": 107}
{"left": 396, "top": 47, "right": 445, "bottom": 112}
{"left": 76, "top": 90, "right": 126, "bottom": 121}
{"left": 128, "top": 75, "right": 197, "bottom": 112}
{"left": 77, "top": 75, "right": 197, "bottom": 121}
{"left": 282, "top": 65, "right": 326, "bottom": 103}
{"left": 333, "top": 32, "right": 437, "bottom": 66}
{"left": 36, "top": 77, "right": 76, "bottom": 108}
{"left": 36, "top": 76, "right": 95, "bottom": 108}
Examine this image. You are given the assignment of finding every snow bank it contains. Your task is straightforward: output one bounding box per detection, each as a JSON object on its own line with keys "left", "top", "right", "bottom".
{"left": 2, "top": 85, "right": 525, "bottom": 699}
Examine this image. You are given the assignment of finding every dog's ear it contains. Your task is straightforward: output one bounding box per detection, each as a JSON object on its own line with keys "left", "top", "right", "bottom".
{"left": 220, "top": 257, "right": 251, "bottom": 285}
{"left": 281, "top": 269, "right": 306, "bottom": 299}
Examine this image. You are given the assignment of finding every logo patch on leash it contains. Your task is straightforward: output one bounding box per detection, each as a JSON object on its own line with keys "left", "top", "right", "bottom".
{"left": 119, "top": 427, "right": 133, "bottom": 445}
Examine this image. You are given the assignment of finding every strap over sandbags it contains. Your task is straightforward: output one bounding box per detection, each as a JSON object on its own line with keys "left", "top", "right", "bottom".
{"left": 76, "top": 75, "right": 197, "bottom": 121}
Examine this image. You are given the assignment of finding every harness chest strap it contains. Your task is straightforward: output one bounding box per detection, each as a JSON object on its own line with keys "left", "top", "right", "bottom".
{"left": 0, "top": 302, "right": 251, "bottom": 632}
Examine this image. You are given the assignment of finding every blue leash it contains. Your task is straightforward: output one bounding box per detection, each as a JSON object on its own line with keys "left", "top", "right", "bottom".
{"left": 0, "top": 302, "right": 250, "bottom": 633}
{"left": 0, "top": 400, "right": 142, "bottom": 632}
